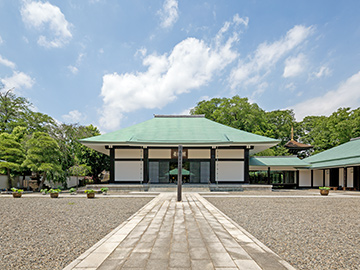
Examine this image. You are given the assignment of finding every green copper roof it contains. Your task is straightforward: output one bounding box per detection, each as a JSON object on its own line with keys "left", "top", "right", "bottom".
{"left": 305, "top": 138, "right": 360, "bottom": 168}
{"left": 250, "top": 156, "right": 309, "bottom": 167}
{"left": 309, "top": 157, "right": 360, "bottom": 169}
{"left": 81, "top": 115, "right": 280, "bottom": 145}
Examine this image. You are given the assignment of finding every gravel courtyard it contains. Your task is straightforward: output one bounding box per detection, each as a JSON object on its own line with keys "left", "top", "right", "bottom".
{"left": 206, "top": 192, "right": 360, "bottom": 270}
{"left": 0, "top": 196, "right": 153, "bottom": 270}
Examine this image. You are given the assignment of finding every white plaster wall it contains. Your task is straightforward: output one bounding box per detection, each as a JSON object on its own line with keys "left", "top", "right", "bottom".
{"left": 313, "top": 170, "right": 323, "bottom": 186}
{"left": 115, "top": 149, "right": 143, "bottom": 159}
{"left": 0, "top": 175, "right": 8, "bottom": 189}
{"left": 325, "top": 169, "right": 330, "bottom": 186}
{"left": 347, "top": 168, "right": 354, "bottom": 187}
{"left": 216, "top": 149, "right": 244, "bottom": 159}
{"left": 44, "top": 176, "right": 80, "bottom": 188}
{"left": 115, "top": 161, "right": 143, "bottom": 181}
{"left": 339, "top": 168, "right": 344, "bottom": 186}
{"left": 216, "top": 161, "right": 244, "bottom": 181}
{"left": 149, "top": 149, "right": 171, "bottom": 159}
{"left": 299, "top": 170, "right": 311, "bottom": 187}
{"left": 188, "top": 149, "right": 210, "bottom": 159}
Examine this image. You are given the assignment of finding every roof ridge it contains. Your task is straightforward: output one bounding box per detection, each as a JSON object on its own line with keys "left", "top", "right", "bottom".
{"left": 154, "top": 114, "right": 205, "bottom": 118}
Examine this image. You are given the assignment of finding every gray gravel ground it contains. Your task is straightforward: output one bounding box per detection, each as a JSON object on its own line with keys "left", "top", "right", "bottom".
{"left": 0, "top": 196, "right": 152, "bottom": 270}
{"left": 206, "top": 194, "right": 360, "bottom": 270}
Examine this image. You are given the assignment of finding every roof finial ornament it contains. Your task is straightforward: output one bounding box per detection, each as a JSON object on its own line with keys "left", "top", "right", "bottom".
{"left": 291, "top": 125, "right": 294, "bottom": 141}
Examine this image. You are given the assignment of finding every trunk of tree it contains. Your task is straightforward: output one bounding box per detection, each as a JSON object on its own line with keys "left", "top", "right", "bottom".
{"left": 38, "top": 172, "right": 46, "bottom": 191}
{"left": 93, "top": 174, "right": 100, "bottom": 184}
{"left": 7, "top": 168, "right": 11, "bottom": 190}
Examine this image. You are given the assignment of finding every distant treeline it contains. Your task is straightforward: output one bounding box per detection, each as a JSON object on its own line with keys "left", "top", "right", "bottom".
{"left": 191, "top": 95, "right": 360, "bottom": 156}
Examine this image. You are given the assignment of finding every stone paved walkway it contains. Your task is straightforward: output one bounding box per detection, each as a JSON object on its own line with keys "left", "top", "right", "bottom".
{"left": 64, "top": 193, "right": 295, "bottom": 270}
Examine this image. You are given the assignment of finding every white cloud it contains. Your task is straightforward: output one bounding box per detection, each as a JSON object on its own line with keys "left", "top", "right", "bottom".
{"left": 21, "top": 1, "right": 72, "bottom": 48}
{"left": 1, "top": 71, "right": 35, "bottom": 90}
{"left": 135, "top": 47, "right": 147, "bottom": 58}
{"left": 230, "top": 25, "right": 313, "bottom": 89}
{"left": 290, "top": 71, "right": 360, "bottom": 120}
{"left": 285, "top": 82, "right": 296, "bottom": 91}
{"left": 232, "top": 14, "right": 249, "bottom": 27}
{"left": 68, "top": 65, "right": 78, "bottom": 74}
{"left": 0, "top": 55, "right": 16, "bottom": 69}
{"left": 283, "top": 53, "right": 306, "bottom": 78}
{"left": 99, "top": 15, "right": 244, "bottom": 130}
{"left": 68, "top": 53, "right": 85, "bottom": 74}
{"left": 23, "top": 36, "right": 29, "bottom": 43}
{"left": 62, "top": 110, "right": 86, "bottom": 123}
{"left": 313, "top": 65, "right": 331, "bottom": 78}
{"left": 179, "top": 107, "right": 191, "bottom": 115}
{"left": 158, "top": 0, "right": 179, "bottom": 29}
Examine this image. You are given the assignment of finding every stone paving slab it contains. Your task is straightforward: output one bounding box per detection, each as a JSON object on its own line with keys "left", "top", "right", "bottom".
{"left": 63, "top": 193, "right": 296, "bottom": 270}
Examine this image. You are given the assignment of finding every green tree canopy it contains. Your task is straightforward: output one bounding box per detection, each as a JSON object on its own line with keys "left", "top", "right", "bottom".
{"left": 22, "top": 132, "right": 62, "bottom": 190}
{"left": 0, "top": 132, "right": 26, "bottom": 188}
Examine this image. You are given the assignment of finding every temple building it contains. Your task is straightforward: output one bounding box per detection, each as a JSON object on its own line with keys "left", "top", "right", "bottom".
{"left": 81, "top": 115, "right": 279, "bottom": 185}
{"left": 81, "top": 115, "right": 360, "bottom": 191}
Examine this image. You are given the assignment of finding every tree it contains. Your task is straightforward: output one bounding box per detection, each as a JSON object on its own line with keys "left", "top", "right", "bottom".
{"left": 261, "top": 110, "right": 296, "bottom": 156}
{"left": 0, "top": 88, "right": 30, "bottom": 133}
{"left": 0, "top": 88, "right": 55, "bottom": 134}
{"left": 0, "top": 132, "right": 25, "bottom": 188}
{"left": 191, "top": 96, "right": 268, "bottom": 135}
{"left": 75, "top": 125, "right": 110, "bottom": 183}
{"left": 300, "top": 108, "right": 357, "bottom": 154}
{"left": 22, "top": 132, "right": 62, "bottom": 190}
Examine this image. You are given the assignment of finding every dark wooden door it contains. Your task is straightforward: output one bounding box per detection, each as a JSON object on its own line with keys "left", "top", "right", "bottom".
{"left": 354, "top": 166, "right": 360, "bottom": 191}
{"left": 330, "top": 168, "right": 339, "bottom": 187}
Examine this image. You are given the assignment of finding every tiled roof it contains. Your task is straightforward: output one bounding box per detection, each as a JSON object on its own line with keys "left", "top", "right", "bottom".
{"left": 81, "top": 115, "right": 280, "bottom": 145}
{"left": 304, "top": 137, "right": 360, "bottom": 168}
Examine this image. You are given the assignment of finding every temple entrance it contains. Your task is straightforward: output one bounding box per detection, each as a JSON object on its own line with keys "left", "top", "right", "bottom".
{"left": 148, "top": 160, "right": 210, "bottom": 184}
{"left": 169, "top": 161, "right": 190, "bottom": 183}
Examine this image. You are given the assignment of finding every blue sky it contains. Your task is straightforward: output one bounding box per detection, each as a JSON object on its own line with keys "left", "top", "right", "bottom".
{"left": 1, "top": 0, "right": 360, "bottom": 133}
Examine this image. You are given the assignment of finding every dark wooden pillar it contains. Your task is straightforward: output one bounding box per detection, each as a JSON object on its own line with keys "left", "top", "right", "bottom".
{"left": 267, "top": 167, "right": 271, "bottom": 185}
{"left": 244, "top": 148, "right": 250, "bottom": 183}
{"left": 109, "top": 147, "right": 115, "bottom": 183}
{"left": 343, "top": 167, "right": 347, "bottom": 189}
{"left": 143, "top": 148, "right": 148, "bottom": 183}
{"left": 296, "top": 170, "right": 299, "bottom": 188}
{"left": 210, "top": 148, "right": 216, "bottom": 183}
{"left": 311, "top": 170, "right": 314, "bottom": 188}
{"left": 323, "top": 169, "right": 325, "bottom": 187}
{"left": 177, "top": 145, "right": 183, "bottom": 202}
